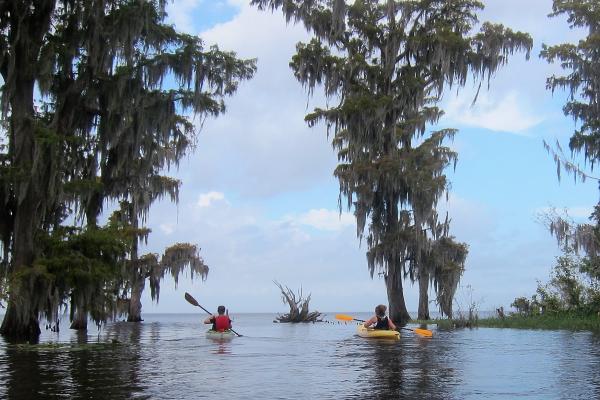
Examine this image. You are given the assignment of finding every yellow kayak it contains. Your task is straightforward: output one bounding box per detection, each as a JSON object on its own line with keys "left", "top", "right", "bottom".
{"left": 356, "top": 324, "right": 400, "bottom": 339}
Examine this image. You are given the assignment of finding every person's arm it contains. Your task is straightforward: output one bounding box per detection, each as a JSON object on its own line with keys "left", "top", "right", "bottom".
{"left": 363, "top": 316, "right": 376, "bottom": 328}
{"left": 203, "top": 315, "right": 214, "bottom": 324}
{"left": 388, "top": 318, "right": 397, "bottom": 330}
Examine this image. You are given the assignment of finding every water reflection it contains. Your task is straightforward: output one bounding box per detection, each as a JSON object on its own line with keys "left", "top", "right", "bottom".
{"left": 4, "top": 342, "right": 68, "bottom": 399}
{"left": 355, "top": 334, "right": 458, "bottom": 399}
{"left": 1, "top": 323, "right": 148, "bottom": 399}
{"left": 553, "top": 331, "right": 600, "bottom": 399}
{"left": 210, "top": 340, "right": 232, "bottom": 355}
{"left": 591, "top": 333, "right": 600, "bottom": 400}
{"left": 365, "top": 341, "right": 407, "bottom": 399}
{"left": 1, "top": 315, "right": 600, "bottom": 399}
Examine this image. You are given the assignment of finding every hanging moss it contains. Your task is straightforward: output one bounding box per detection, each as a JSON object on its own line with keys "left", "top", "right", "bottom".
{"left": 539, "top": 1, "right": 600, "bottom": 283}
{"left": 146, "top": 242, "right": 209, "bottom": 303}
{"left": 541, "top": 1, "right": 600, "bottom": 171}
{"left": 253, "top": 0, "right": 531, "bottom": 323}
{"left": 1, "top": 0, "right": 256, "bottom": 340}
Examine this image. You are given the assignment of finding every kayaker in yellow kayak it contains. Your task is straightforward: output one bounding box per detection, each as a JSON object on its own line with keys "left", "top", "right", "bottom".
{"left": 203, "top": 305, "right": 232, "bottom": 332}
{"left": 363, "top": 304, "right": 397, "bottom": 330}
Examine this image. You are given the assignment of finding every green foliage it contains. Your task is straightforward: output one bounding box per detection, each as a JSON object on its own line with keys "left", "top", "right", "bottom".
{"left": 510, "top": 296, "right": 532, "bottom": 316}
{"left": 510, "top": 249, "right": 600, "bottom": 318}
{"left": 13, "top": 213, "right": 140, "bottom": 325}
{"left": 549, "top": 253, "right": 586, "bottom": 309}
{"left": 533, "top": 283, "right": 563, "bottom": 315}
{"left": 1, "top": 0, "right": 254, "bottom": 337}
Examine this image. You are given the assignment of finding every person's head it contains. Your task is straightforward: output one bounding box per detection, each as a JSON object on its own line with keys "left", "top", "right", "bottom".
{"left": 217, "top": 305, "right": 226, "bottom": 315}
{"left": 375, "top": 304, "right": 387, "bottom": 318}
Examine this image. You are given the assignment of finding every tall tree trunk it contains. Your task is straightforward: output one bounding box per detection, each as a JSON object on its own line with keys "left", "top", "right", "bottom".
{"left": 0, "top": 78, "right": 40, "bottom": 343}
{"left": 127, "top": 202, "right": 143, "bottom": 323}
{"left": 127, "top": 274, "right": 144, "bottom": 322}
{"left": 70, "top": 295, "right": 88, "bottom": 330}
{"left": 418, "top": 270, "right": 430, "bottom": 320}
{"left": 0, "top": 1, "right": 55, "bottom": 343}
{"left": 1, "top": 123, "right": 42, "bottom": 341}
{"left": 382, "top": 189, "right": 411, "bottom": 325}
{"left": 385, "top": 265, "right": 411, "bottom": 325}
{"left": 0, "top": 294, "right": 41, "bottom": 343}
{"left": 70, "top": 309, "right": 88, "bottom": 330}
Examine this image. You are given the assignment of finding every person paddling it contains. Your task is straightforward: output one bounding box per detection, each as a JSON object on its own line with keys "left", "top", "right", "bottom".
{"left": 204, "top": 305, "right": 232, "bottom": 332}
{"left": 363, "top": 304, "right": 397, "bottom": 331}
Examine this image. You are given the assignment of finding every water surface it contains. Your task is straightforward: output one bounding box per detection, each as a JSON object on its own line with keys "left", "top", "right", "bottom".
{"left": 0, "top": 313, "right": 599, "bottom": 399}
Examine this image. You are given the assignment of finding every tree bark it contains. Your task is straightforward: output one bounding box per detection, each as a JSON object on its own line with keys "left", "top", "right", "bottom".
{"left": 381, "top": 187, "right": 411, "bottom": 325}
{"left": 0, "top": 295, "right": 41, "bottom": 343}
{"left": 385, "top": 265, "right": 411, "bottom": 325}
{"left": 0, "top": 70, "right": 40, "bottom": 343}
{"left": 418, "top": 270, "right": 430, "bottom": 320}
{"left": 0, "top": 0, "right": 55, "bottom": 343}
{"left": 70, "top": 295, "right": 88, "bottom": 330}
{"left": 70, "top": 310, "right": 88, "bottom": 330}
{"left": 127, "top": 274, "right": 145, "bottom": 322}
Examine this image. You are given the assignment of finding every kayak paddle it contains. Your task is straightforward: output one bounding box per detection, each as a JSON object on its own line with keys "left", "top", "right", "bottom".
{"left": 335, "top": 313, "right": 433, "bottom": 338}
{"left": 184, "top": 292, "right": 242, "bottom": 337}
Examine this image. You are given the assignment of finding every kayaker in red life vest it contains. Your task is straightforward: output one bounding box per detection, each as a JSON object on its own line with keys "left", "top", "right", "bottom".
{"left": 204, "top": 305, "right": 232, "bottom": 332}
{"left": 363, "top": 304, "right": 397, "bottom": 330}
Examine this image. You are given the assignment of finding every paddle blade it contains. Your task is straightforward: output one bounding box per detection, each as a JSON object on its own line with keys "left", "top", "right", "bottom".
{"left": 184, "top": 292, "right": 200, "bottom": 307}
{"left": 335, "top": 314, "right": 354, "bottom": 321}
{"left": 413, "top": 328, "right": 433, "bottom": 337}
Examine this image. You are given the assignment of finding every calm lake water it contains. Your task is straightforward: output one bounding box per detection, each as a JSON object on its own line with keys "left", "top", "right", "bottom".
{"left": 0, "top": 313, "right": 599, "bottom": 399}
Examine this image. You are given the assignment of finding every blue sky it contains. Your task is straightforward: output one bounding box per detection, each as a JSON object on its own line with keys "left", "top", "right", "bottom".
{"left": 139, "top": 0, "right": 597, "bottom": 315}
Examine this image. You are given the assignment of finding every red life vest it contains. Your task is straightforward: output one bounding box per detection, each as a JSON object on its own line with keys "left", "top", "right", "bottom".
{"left": 214, "top": 315, "right": 231, "bottom": 332}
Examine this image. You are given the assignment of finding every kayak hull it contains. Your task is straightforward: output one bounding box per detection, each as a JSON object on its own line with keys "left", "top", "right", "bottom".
{"left": 206, "top": 329, "right": 236, "bottom": 340}
{"left": 356, "top": 324, "right": 400, "bottom": 339}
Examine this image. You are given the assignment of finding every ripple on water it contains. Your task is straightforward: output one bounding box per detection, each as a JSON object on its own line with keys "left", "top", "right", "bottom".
{"left": 0, "top": 315, "right": 599, "bottom": 399}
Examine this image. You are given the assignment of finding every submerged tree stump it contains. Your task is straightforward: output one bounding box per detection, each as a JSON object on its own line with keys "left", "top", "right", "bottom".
{"left": 274, "top": 281, "right": 322, "bottom": 323}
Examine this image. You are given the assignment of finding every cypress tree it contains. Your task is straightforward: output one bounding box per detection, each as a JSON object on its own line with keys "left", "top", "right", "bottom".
{"left": 253, "top": 0, "right": 531, "bottom": 323}
{"left": 0, "top": 0, "right": 255, "bottom": 341}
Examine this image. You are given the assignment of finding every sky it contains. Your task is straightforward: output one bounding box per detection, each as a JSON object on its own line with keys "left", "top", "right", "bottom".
{"left": 138, "top": 0, "right": 597, "bottom": 315}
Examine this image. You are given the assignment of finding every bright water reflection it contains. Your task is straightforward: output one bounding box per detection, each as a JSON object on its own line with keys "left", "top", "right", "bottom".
{"left": 0, "top": 313, "right": 599, "bottom": 399}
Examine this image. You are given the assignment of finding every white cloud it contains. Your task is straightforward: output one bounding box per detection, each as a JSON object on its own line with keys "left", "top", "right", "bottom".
{"left": 166, "top": 0, "right": 204, "bottom": 34}
{"left": 197, "top": 191, "right": 225, "bottom": 207}
{"left": 443, "top": 91, "right": 544, "bottom": 134}
{"left": 168, "top": 4, "right": 338, "bottom": 199}
{"left": 291, "top": 209, "right": 355, "bottom": 231}
{"left": 143, "top": 196, "right": 376, "bottom": 312}
{"left": 200, "top": 2, "right": 309, "bottom": 59}
{"left": 138, "top": 0, "right": 591, "bottom": 314}
{"left": 160, "top": 223, "right": 175, "bottom": 235}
